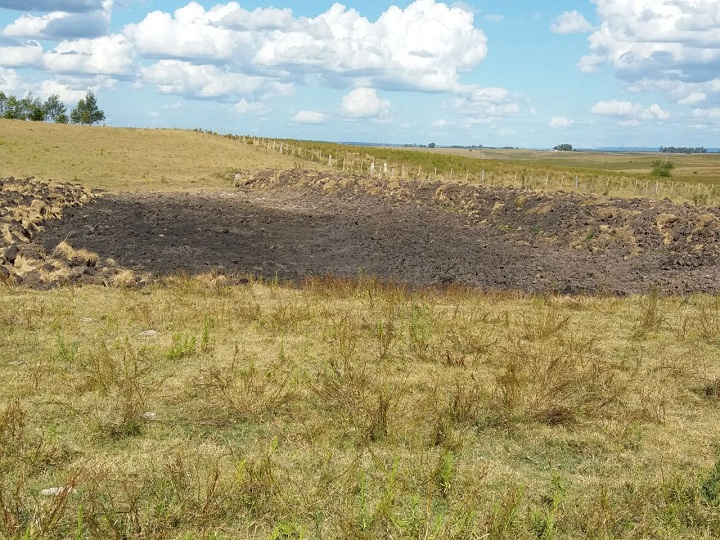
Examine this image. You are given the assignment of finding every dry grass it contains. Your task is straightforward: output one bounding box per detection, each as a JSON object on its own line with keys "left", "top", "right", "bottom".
{"left": 0, "top": 120, "right": 309, "bottom": 192}
{"left": 2, "top": 277, "right": 720, "bottom": 538}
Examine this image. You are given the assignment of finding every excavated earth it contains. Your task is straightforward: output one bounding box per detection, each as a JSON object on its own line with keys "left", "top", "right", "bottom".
{"left": 4, "top": 170, "right": 720, "bottom": 295}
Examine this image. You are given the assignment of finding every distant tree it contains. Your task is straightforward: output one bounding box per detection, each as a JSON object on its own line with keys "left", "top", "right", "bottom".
{"left": 660, "top": 146, "right": 707, "bottom": 154}
{"left": 70, "top": 90, "right": 105, "bottom": 125}
{"left": 23, "top": 92, "right": 46, "bottom": 121}
{"left": 3, "top": 94, "right": 27, "bottom": 120}
{"left": 428, "top": 142, "right": 436, "bottom": 148}
{"left": 44, "top": 94, "right": 68, "bottom": 123}
{"left": 553, "top": 143, "right": 573, "bottom": 151}
{"left": 0, "top": 91, "right": 6, "bottom": 117}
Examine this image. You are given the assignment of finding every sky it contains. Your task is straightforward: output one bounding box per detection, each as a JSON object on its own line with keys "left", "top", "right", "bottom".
{"left": 0, "top": 1, "right": 719, "bottom": 149}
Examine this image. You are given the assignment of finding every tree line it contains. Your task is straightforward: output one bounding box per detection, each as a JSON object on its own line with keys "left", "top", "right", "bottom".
{"left": 0, "top": 90, "right": 105, "bottom": 125}
{"left": 660, "top": 146, "right": 708, "bottom": 154}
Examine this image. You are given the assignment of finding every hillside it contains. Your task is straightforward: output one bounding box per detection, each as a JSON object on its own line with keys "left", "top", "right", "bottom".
{"left": 0, "top": 119, "right": 303, "bottom": 191}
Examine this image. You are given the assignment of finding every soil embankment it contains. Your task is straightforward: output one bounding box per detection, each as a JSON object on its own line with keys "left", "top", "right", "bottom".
{"left": 2, "top": 170, "right": 714, "bottom": 295}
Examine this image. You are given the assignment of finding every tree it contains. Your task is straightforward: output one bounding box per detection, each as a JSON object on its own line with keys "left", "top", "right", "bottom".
{"left": 553, "top": 143, "right": 573, "bottom": 151}
{"left": 70, "top": 90, "right": 105, "bottom": 125}
{"left": 44, "top": 94, "right": 68, "bottom": 123}
{"left": 23, "top": 92, "right": 46, "bottom": 121}
{"left": 3, "top": 94, "right": 26, "bottom": 120}
{"left": 428, "top": 142, "right": 436, "bottom": 148}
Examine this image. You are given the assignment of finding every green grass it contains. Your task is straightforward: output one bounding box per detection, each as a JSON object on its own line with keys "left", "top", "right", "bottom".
{"left": 2, "top": 278, "right": 720, "bottom": 538}
{"left": 246, "top": 138, "right": 720, "bottom": 204}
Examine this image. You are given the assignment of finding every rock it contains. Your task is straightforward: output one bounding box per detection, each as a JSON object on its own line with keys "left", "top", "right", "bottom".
{"left": 3, "top": 244, "right": 18, "bottom": 264}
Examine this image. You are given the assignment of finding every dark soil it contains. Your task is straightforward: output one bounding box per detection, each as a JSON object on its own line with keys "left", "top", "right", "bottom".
{"left": 25, "top": 169, "right": 720, "bottom": 295}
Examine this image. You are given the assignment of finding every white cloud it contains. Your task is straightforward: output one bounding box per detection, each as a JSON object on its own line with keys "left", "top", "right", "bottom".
{"left": 218, "top": 6, "right": 293, "bottom": 30}
{"left": 679, "top": 92, "right": 707, "bottom": 106}
{"left": 43, "top": 35, "right": 135, "bottom": 76}
{"left": 140, "top": 59, "right": 292, "bottom": 100}
{"left": 591, "top": 100, "right": 670, "bottom": 122}
{"left": 126, "top": 3, "right": 240, "bottom": 61}
{"left": 454, "top": 85, "right": 523, "bottom": 120}
{"left": 126, "top": 0, "right": 487, "bottom": 94}
{"left": 692, "top": 107, "right": 720, "bottom": 121}
{"left": 233, "top": 98, "right": 268, "bottom": 115}
{"left": 292, "top": 110, "right": 328, "bottom": 124}
{"left": 0, "top": 41, "right": 44, "bottom": 68}
{"left": 431, "top": 118, "right": 451, "bottom": 127}
{"left": 549, "top": 116, "right": 575, "bottom": 128}
{"left": 38, "top": 79, "right": 91, "bottom": 103}
{"left": 3, "top": 0, "right": 111, "bottom": 39}
{"left": 341, "top": 87, "right": 390, "bottom": 119}
{"left": 551, "top": 10, "right": 593, "bottom": 34}
{"left": 0, "top": 66, "right": 20, "bottom": 93}
{"left": 580, "top": 0, "right": 720, "bottom": 98}
{"left": 0, "top": 0, "right": 103, "bottom": 12}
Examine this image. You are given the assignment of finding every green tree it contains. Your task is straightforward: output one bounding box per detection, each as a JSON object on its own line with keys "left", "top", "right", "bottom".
{"left": 23, "top": 92, "right": 46, "bottom": 121}
{"left": 428, "top": 142, "right": 436, "bottom": 148}
{"left": 70, "top": 90, "right": 105, "bottom": 125}
{"left": 553, "top": 143, "right": 573, "bottom": 151}
{"left": 44, "top": 94, "right": 68, "bottom": 123}
{"left": 3, "top": 94, "right": 27, "bottom": 120}
{"left": 0, "top": 91, "right": 7, "bottom": 117}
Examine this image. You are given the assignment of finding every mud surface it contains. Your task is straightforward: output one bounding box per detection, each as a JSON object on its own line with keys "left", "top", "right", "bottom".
{"left": 25, "top": 169, "right": 720, "bottom": 295}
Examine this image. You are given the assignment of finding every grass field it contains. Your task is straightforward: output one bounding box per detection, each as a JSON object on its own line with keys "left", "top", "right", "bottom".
{"left": 423, "top": 146, "right": 720, "bottom": 186}
{"left": 2, "top": 120, "right": 720, "bottom": 538}
{"left": 0, "top": 120, "right": 305, "bottom": 192}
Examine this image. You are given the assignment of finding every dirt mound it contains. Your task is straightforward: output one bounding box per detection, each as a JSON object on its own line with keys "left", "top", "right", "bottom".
{"left": 0, "top": 177, "right": 146, "bottom": 288}
{"left": 27, "top": 169, "right": 720, "bottom": 295}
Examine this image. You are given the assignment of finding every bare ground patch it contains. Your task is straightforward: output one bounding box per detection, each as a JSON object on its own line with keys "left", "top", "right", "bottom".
{"left": 5, "top": 171, "right": 720, "bottom": 294}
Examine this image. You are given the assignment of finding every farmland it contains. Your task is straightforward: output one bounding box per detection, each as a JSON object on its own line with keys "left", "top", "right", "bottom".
{"left": 2, "top": 119, "right": 720, "bottom": 538}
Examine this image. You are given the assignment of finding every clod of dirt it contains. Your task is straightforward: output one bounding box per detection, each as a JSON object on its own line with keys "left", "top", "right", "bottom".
{"left": 1, "top": 176, "right": 147, "bottom": 288}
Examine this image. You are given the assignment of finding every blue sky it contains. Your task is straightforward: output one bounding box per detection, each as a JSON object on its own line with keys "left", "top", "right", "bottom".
{"left": 1, "top": 0, "right": 719, "bottom": 149}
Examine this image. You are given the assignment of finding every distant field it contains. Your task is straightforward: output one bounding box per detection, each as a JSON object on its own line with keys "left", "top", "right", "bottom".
{"left": 421, "top": 146, "right": 720, "bottom": 185}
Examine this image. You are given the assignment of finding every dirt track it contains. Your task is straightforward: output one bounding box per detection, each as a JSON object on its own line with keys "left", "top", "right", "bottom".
{"left": 22, "top": 169, "right": 720, "bottom": 295}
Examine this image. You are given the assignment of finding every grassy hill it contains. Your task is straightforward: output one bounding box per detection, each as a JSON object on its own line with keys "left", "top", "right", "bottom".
{"left": 0, "top": 120, "right": 304, "bottom": 191}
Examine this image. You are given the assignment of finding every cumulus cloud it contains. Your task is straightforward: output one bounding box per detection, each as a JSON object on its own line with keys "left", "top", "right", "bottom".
{"left": 692, "top": 107, "right": 720, "bottom": 122}
{"left": 679, "top": 92, "right": 707, "bottom": 106}
{"left": 233, "top": 98, "right": 268, "bottom": 115}
{"left": 139, "top": 59, "right": 292, "bottom": 100}
{"left": 0, "top": 66, "right": 20, "bottom": 93}
{"left": 580, "top": 0, "right": 720, "bottom": 95}
{"left": 43, "top": 34, "right": 135, "bottom": 76}
{"left": 591, "top": 100, "right": 670, "bottom": 123}
{"left": 341, "top": 87, "right": 390, "bottom": 119}
{"left": 0, "top": 41, "right": 43, "bottom": 68}
{"left": 126, "top": 0, "right": 487, "bottom": 93}
{"left": 549, "top": 116, "right": 575, "bottom": 128}
{"left": 551, "top": 10, "right": 593, "bottom": 34}
{"left": 38, "top": 78, "right": 94, "bottom": 103}
{"left": 3, "top": 2, "right": 111, "bottom": 40}
{"left": 126, "top": 3, "right": 240, "bottom": 61}
{"left": 292, "top": 110, "right": 328, "bottom": 124}
{"left": 0, "top": 0, "right": 103, "bottom": 12}
{"left": 454, "top": 86, "right": 522, "bottom": 120}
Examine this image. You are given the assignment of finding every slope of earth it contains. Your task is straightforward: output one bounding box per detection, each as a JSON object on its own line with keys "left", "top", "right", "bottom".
{"left": 27, "top": 169, "right": 720, "bottom": 295}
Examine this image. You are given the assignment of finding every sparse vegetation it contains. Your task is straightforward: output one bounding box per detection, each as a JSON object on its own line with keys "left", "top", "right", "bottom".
{"left": 1, "top": 280, "right": 720, "bottom": 538}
